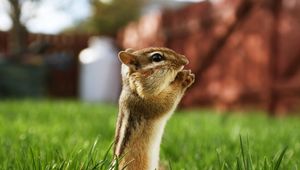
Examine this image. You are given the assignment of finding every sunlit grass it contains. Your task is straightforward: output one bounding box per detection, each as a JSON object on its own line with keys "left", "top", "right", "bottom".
{"left": 0, "top": 100, "right": 299, "bottom": 169}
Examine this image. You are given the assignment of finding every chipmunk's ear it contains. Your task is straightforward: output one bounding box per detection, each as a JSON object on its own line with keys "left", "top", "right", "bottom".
{"left": 118, "top": 51, "right": 138, "bottom": 68}
{"left": 125, "top": 48, "right": 135, "bottom": 53}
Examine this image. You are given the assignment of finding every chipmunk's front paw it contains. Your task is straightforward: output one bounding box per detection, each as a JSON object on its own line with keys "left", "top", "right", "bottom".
{"left": 175, "top": 70, "right": 195, "bottom": 88}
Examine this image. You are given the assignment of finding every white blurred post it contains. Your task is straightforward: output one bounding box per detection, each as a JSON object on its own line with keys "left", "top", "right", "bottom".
{"left": 79, "top": 37, "right": 121, "bottom": 103}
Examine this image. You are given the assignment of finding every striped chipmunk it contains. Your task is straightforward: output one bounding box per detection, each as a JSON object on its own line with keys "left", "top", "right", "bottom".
{"left": 113, "top": 47, "right": 195, "bottom": 170}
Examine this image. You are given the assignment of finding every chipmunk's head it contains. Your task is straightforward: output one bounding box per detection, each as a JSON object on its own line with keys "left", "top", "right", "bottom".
{"left": 119, "top": 47, "right": 188, "bottom": 79}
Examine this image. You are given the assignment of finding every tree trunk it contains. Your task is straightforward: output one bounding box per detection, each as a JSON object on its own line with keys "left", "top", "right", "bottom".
{"left": 268, "top": 0, "right": 282, "bottom": 116}
{"left": 8, "top": 0, "right": 28, "bottom": 59}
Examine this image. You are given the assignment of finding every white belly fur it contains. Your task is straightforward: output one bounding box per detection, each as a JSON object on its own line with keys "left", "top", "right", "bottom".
{"left": 147, "top": 116, "right": 168, "bottom": 170}
{"left": 147, "top": 107, "right": 177, "bottom": 170}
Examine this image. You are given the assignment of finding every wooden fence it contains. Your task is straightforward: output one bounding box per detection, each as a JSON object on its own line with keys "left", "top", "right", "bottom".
{"left": 0, "top": 31, "right": 90, "bottom": 97}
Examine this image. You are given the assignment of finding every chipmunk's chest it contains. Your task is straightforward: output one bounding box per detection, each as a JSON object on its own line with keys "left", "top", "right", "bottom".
{"left": 116, "top": 109, "right": 169, "bottom": 170}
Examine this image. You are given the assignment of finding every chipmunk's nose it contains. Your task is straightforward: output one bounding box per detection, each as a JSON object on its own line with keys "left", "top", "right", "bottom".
{"left": 180, "top": 56, "right": 189, "bottom": 65}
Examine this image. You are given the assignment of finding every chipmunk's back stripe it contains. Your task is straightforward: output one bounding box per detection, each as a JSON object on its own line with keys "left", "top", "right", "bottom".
{"left": 118, "top": 112, "right": 134, "bottom": 156}
{"left": 115, "top": 110, "right": 131, "bottom": 156}
{"left": 113, "top": 111, "right": 124, "bottom": 154}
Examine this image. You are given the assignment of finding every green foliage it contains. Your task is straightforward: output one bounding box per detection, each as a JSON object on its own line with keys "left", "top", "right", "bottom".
{"left": 0, "top": 100, "right": 299, "bottom": 169}
{"left": 72, "top": 0, "right": 144, "bottom": 35}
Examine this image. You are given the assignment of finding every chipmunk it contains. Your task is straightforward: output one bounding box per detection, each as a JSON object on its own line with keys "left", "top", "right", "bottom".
{"left": 113, "top": 47, "right": 195, "bottom": 170}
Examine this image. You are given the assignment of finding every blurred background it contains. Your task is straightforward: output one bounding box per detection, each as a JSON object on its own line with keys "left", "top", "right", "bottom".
{"left": 0, "top": 0, "right": 299, "bottom": 115}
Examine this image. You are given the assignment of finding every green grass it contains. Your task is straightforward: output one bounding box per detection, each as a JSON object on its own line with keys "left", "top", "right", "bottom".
{"left": 0, "top": 100, "right": 299, "bottom": 169}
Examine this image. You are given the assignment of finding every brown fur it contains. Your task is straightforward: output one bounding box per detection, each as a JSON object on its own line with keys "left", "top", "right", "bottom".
{"left": 113, "top": 47, "right": 195, "bottom": 170}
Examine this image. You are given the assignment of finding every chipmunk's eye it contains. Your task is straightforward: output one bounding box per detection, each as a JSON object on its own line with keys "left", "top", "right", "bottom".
{"left": 151, "top": 53, "right": 164, "bottom": 62}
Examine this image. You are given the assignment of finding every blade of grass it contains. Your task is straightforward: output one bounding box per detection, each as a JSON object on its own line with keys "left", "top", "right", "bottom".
{"left": 263, "top": 157, "right": 268, "bottom": 170}
{"left": 100, "top": 141, "right": 115, "bottom": 170}
{"left": 246, "top": 135, "right": 253, "bottom": 170}
{"left": 236, "top": 157, "right": 242, "bottom": 170}
{"left": 216, "top": 148, "right": 222, "bottom": 169}
{"left": 86, "top": 138, "right": 99, "bottom": 169}
{"left": 121, "top": 159, "right": 134, "bottom": 170}
{"left": 273, "top": 146, "right": 288, "bottom": 170}
{"left": 58, "top": 160, "right": 66, "bottom": 170}
{"left": 30, "top": 147, "right": 36, "bottom": 170}
{"left": 239, "top": 135, "right": 247, "bottom": 170}
{"left": 168, "top": 160, "right": 173, "bottom": 170}
{"left": 113, "top": 157, "right": 119, "bottom": 170}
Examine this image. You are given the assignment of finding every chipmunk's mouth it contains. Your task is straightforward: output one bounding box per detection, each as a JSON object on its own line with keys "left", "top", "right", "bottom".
{"left": 171, "top": 65, "right": 184, "bottom": 75}
{"left": 176, "top": 65, "right": 184, "bottom": 73}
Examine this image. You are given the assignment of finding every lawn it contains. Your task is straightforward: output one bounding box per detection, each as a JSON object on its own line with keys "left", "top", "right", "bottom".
{"left": 0, "top": 100, "right": 299, "bottom": 169}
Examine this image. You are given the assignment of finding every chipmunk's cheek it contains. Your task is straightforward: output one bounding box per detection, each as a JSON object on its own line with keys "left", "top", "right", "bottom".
{"left": 141, "top": 69, "right": 154, "bottom": 77}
